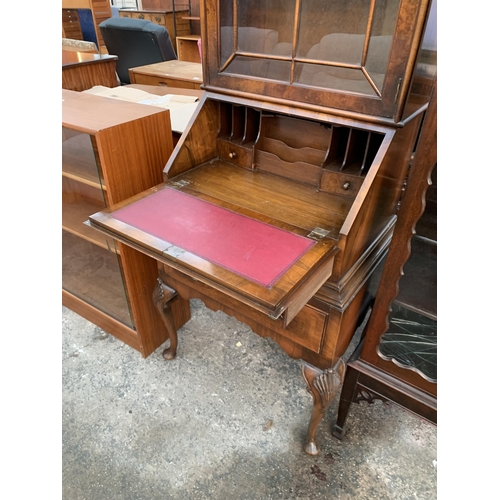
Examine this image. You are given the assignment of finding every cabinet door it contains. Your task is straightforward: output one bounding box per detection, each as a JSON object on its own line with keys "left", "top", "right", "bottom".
{"left": 203, "top": 0, "right": 433, "bottom": 120}
{"left": 62, "top": 128, "right": 134, "bottom": 328}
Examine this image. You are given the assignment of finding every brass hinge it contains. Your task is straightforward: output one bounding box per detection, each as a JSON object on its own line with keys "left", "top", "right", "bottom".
{"left": 307, "top": 227, "right": 330, "bottom": 240}
{"left": 169, "top": 179, "right": 190, "bottom": 188}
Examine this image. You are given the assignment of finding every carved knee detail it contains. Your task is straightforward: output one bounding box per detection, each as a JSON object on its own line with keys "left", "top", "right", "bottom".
{"left": 302, "top": 359, "right": 346, "bottom": 455}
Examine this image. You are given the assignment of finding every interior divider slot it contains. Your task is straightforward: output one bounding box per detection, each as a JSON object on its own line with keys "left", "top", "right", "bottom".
{"left": 230, "top": 105, "right": 245, "bottom": 143}
{"left": 242, "top": 107, "right": 260, "bottom": 145}
{"left": 323, "top": 126, "right": 350, "bottom": 170}
{"left": 340, "top": 129, "right": 370, "bottom": 172}
{"left": 218, "top": 101, "right": 232, "bottom": 138}
{"left": 360, "top": 132, "right": 384, "bottom": 175}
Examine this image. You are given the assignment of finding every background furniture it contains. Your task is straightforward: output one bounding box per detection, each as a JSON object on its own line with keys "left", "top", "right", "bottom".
{"left": 333, "top": 76, "right": 437, "bottom": 438}
{"left": 176, "top": 34, "right": 201, "bottom": 63}
{"left": 118, "top": 6, "right": 191, "bottom": 54}
{"left": 62, "top": 0, "right": 113, "bottom": 53}
{"left": 88, "top": 0, "right": 437, "bottom": 455}
{"left": 63, "top": 90, "right": 190, "bottom": 357}
{"left": 128, "top": 59, "right": 202, "bottom": 89}
{"left": 62, "top": 50, "right": 119, "bottom": 91}
{"left": 62, "top": 38, "right": 98, "bottom": 53}
{"left": 99, "top": 17, "right": 177, "bottom": 84}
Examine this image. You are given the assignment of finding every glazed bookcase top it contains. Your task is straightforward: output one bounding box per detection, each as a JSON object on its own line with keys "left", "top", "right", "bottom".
{"left": 201, "top": 0, "right": 434, "bottom": 122}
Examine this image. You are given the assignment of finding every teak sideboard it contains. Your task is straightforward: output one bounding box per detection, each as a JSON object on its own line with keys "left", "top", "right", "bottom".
{"left": 87, "top": 0, "right": 437, "bottom": 454}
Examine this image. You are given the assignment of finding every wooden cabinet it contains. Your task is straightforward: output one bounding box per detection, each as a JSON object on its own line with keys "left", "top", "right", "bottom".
{"left": 88, "top": 0, "right": 437, "bottom": 454}
{"left": 176, "top": 34, "right": 201, "bottom": 63}
{"left": 118, "top": 8, "right": 191, "bottom": 54}
{"left": 333, "top": 77, "right": 437, "bottom": 437}
{"left": 62, "top": 90, "right": 190, "bottom": 357}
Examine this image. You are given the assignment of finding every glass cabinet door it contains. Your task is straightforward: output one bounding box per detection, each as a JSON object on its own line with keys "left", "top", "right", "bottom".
{"left": 205, "top": 0, "right": 432, "bottom": 119}
{"left": 62, "top": 127, "right": 134, "bottom": 328}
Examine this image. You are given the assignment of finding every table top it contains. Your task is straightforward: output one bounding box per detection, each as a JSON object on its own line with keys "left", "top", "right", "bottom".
{"left": 129, "top": 60, "right": 203, "bottom": 83}
{"left": 62, "top": 50, "right": 118, "bottom": 69}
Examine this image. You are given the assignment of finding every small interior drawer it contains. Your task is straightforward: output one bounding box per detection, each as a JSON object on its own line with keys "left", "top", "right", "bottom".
{"left": 217, "top": 139, "right": 253, "bottom": 168}
{"left": 319, "top": 170, "right": 364, "bottom": 197}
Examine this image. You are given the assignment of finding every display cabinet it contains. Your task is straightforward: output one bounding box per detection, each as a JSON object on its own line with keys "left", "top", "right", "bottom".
{"left": 333, "top": 77, "right": 437, "bottom": 437}
{"left": 62, "top": 90, "right": 190, "bottom": 357}
{"left": 88, "top": 0, "right": 437, "bottom": 454}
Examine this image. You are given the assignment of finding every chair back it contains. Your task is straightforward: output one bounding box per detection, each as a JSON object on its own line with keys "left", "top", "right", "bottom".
{"left": 99, "top": 17, "right": 176, "bottom": 84}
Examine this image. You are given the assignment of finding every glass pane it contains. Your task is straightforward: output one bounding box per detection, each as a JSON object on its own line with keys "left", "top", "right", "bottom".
{"left": 296, "top": 63, "right": 377, "bottom": 95}
{"left": 62, "top": 128, "right": 134, "bottom": 328}
{"left": 220, "top": 0, "right": 295, "bottom": 72}
{"left": 225, "top": 55, "right": 292, "bottom": 82}
{"left": 219, "top": 0, "right": 401, "bottom": 95}
{"left": 297, "top": 0, "right": 371, "bottom": 60}
{"left": 377, "top": 303, "right": 437, "bottom": 382}
{"left": 295, "top": 0, "right": 400, "bottom": 94}
{"left": 376, "top": 173, "right": 437, "bottom": 384}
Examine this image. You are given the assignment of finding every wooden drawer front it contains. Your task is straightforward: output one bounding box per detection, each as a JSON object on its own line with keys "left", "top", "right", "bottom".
{"left": 148, "top": 13, "right": 166, "bottom": 26}
{"left": 319, "top": 170, "right": 364, "bottom": 197}
{"left": 217, "top": 139, "right": 253, "bottom": 168}
{"left": 279, "top": 305, "right": 327, "bottom": 353}
{"left": 132, "top": 73, "right": 201, "bottom": 89}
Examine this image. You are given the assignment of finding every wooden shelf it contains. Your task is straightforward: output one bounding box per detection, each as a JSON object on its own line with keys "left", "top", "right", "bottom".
{"left": 62, "top": 198, "right": 117, "bottom": 252}
{"left": 62, "top": 130, "right": 106, "bottom": 190}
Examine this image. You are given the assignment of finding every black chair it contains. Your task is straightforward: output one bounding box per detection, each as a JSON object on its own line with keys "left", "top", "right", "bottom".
{"left": 99, "top": 17, "right": 177, "bottom": 84}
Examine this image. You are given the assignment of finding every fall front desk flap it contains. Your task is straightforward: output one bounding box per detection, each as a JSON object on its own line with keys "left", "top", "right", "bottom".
{"left": 88, "top": 184, "right": 338, "bottom": 322}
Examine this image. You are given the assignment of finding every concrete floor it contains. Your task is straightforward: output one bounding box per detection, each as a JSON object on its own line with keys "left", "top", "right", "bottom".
{"left": 62, "top": 300, "right": 437, "bottom": 500}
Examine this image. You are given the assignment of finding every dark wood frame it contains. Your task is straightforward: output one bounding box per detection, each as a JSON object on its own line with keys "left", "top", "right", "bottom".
{"left": 333, "top": 76, "right": 437, "bottom": 439}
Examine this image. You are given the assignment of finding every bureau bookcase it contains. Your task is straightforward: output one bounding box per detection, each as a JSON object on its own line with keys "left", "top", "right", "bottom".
{"left": 88, "top": 0, "right": 437, "bottom": 454}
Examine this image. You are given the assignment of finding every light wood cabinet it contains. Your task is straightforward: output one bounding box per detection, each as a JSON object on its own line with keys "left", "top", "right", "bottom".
{"left": 62, "top": 90, "right": 190, "bottom": 357}
{"left": 176, "top": 34, "right": 201, "bottom": 63}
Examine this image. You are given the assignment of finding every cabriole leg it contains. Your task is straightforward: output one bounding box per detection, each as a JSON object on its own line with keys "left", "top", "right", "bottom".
{"left": 302, "top": 359, "right": 345, "bottom": 455}
{"left": 153, "top": 278, "right": 179, "bottom": 360}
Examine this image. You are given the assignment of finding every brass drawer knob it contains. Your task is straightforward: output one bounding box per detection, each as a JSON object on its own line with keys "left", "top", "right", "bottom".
{"left": 229, "top": 152, "right": 237, "bottom": 159}
{"left": 138, "top": 14, "right": 144, "bottom": 19}
{"left": 155, "top": 16, "right": 161, "bottom": 22}
{"left": 342, "top": 182, "right": 350, "bottom": 190}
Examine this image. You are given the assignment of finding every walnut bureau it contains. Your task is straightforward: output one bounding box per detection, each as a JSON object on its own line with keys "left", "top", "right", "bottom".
{"left": 88, "top": 0, "right": 437, "bottom": 455}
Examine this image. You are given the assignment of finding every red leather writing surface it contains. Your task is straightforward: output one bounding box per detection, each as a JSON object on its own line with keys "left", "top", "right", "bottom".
{"left": 112, "top": 188, "right": 315, "bottom": 288}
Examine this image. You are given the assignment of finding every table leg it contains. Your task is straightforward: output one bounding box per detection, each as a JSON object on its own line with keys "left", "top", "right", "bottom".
{"left": 302, "top": 359, "right": 345, "bottom": 455}
{"left": 153, "top": 277, "right": 179, "bottom": 360}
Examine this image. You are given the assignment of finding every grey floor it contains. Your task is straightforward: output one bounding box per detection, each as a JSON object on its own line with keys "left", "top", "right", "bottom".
{"left": 62, "top": 300, "right": 437, "bottom": 500}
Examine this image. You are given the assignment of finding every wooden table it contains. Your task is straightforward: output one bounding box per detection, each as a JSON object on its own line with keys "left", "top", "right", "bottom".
{"left": 128, "top": 60, "right": 203, "bottom": 90}
{"left": 62, "top": 50, "right": 119, "bottom": 91}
